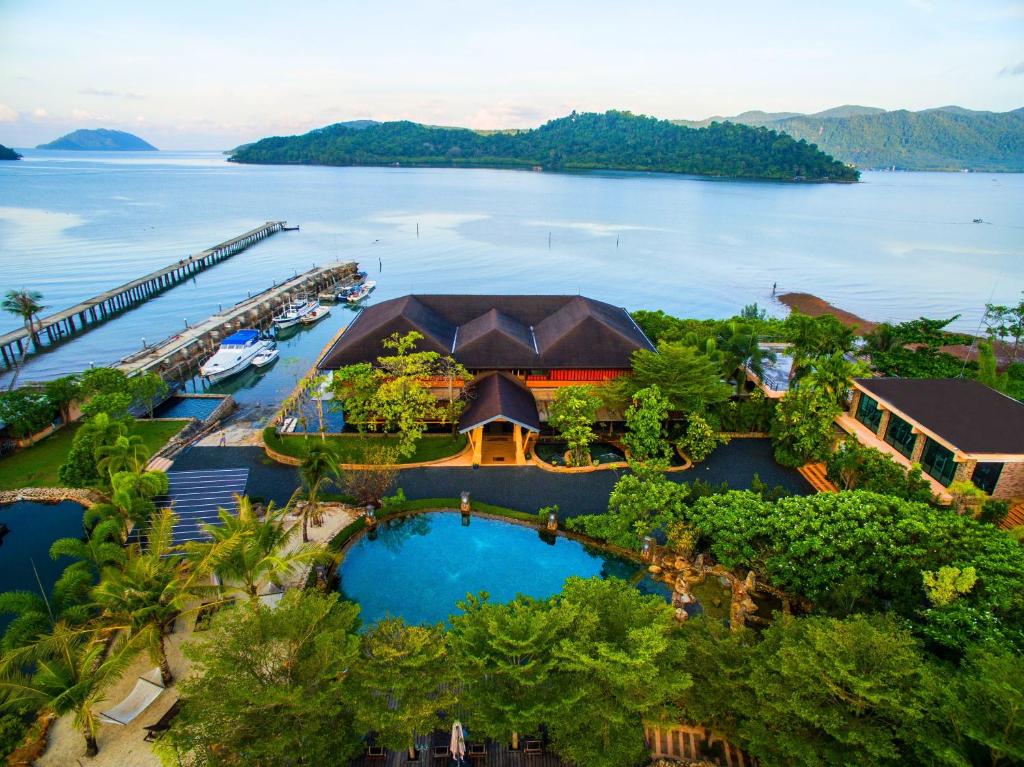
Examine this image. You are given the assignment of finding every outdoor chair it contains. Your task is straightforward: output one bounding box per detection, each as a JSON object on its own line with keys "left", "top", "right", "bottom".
{"left": 523, "top": 739, "right": 543, "bottom": 754}
{"left": 468, "top": 742, "right": 487, "bottom": 764}
{"left": 432, "top": 745, "right": 450, "bottom": 762}
{"left": 365, "top": 745, "right": 386, "bottom": 761}
{"left": 142, "top": 700, "right": 181, "bottom": 742}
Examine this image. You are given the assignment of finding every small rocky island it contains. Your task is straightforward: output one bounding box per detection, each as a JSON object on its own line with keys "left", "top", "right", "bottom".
{"left": 0, "top": 144, "right": 22, "bottom": 160}
{"left": 37, "top": 128, "right": 157, "bottom": 151}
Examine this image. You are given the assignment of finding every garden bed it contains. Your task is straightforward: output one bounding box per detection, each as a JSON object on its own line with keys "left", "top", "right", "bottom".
{"left": 262, "top": 427, "right": 467, "bottom": 465}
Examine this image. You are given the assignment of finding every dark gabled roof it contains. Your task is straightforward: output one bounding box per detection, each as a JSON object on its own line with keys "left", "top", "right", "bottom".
{"left": 856, "top": 377, "right": 1024, "bottom": 455}
{"left": 458, "top": 372, "right": 541, "bottom": 433}
{"left": 318, "top": 294, "right": 655, "bottom": 370}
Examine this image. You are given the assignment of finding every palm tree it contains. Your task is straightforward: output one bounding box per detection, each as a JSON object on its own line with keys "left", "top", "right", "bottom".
{"left": 96, "top": 434, "right": 151, "bottom": 480}
{"left": 0, "top": 566, "right": 93, "bottom": 652}
{"left": 50, "top": 517, "right": 126, "bottom": 578}
{"left": 299, "top": 442, "right": 338, "bottom": 542}
{"left": 805, "top": 351, "right": 869, "bottom": 407}
{"left": 716, "top": 321, "right": 776, "bottom": 395}
{"left": 1, "top": 288, "right": 46, "bottom": 356}
{"left": 93, "top": 509, "right": 215, "bottom": 685}
{"left": 187, "top": 495, "right": 328, "bottom": 602}
{"left": 85, "top": 470, "right": 168, "bottom": 536}
{"left": 0, "top": 621, "right": 142, "bottom": 757}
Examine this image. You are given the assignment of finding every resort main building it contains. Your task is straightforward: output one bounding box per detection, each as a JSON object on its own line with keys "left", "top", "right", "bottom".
{"left": 318, "top": 294, "right": 656, "bottom": 465}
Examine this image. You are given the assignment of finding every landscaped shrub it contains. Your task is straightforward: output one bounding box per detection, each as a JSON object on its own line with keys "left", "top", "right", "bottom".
{"left": 0, "top": 389, "right": 57, "bottom": 439}
{"left": 677, "top": 413, "right": 729, "bottom": 462}
{"left": 770, "top": 385, "right": 839, "bottom": 467}
{"left": 714, "top": 391, "right": 775, "bottom": 433}
{"left": 826, "top": 438, "right": 934, "bottom": 503}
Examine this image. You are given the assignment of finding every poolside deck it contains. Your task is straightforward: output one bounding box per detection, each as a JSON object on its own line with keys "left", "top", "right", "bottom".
{"left": 350, "top": 741, "right": 568, "bottom": 767}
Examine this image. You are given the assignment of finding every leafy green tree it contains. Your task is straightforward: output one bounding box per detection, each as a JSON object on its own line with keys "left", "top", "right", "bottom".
{"left": 612, "top": 342, "right": 731, "bottom": 413}
{"left": 740, "top": 615, "right": 952, "bottom": 767}
{"left": 168, "top": 591, "right": 364, "bottom": 766}
{"left": 449, "top": 595, "right": 566, "bottom": 749}
{"left": 678, "top": 412, "right": 729, "bottom": 462}
{"left": 0, "top": 621, "right": 142, "bottom": 757}
{"left": 568, "top": 467, "right": 684, "bottom": 550}
{"left": 331, "top": 332, "right": 469, "bottom": 458}
{"left": 546, "top": 577, "right": 691, "bottom": 767}
{"left": 622, "top": 385, "right": 671, "bottom": 465}
{"left": 1, "top": 289, "right": 45, "bottom": 354}
{"left": 0, "top": 389, "right": 56, "bottom": 438}
{"left": 977, "top": 340, "right": 1009, "bottom": 392}
{"left": 825, "top": 438, "right": 933, "bottom": 502}
{"left": 548, "top": 385, "right": 601, "bottom": 467}
{"left": 93, "top": 509, "right": 215, "bottom": 684}
{"left": 948, "top": 645, "right": 1024, "bottom": 765}
{"left": 129, "top": 371, "right": 168, "bottom": 418}
{"left": 299, "top": 441, "right": 338, "bottom": 542}
{"left": 188, "top": 496, "right": 327, "bottom": 601}
{"left": 922, "top": 566, "right": 977, "bottom": 608}
{"left": 58, "top": 411, "right": 130, "bottom": 487}
{"left": 353, "top": 618, "right": 455, "bottom": 758}
{"left": 770, "top": 384, "right": 840, "bottom": 467}
{"left": 43, "top": 374, "right": 81, "bottom": 424}
{"left": 95, "top": 433, "right": 150, "bottom": 480}
{"left": 983, "top": 292, "right": 1024, "bottom": 362}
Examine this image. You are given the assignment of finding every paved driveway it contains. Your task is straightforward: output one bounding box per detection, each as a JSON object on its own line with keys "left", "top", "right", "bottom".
{"left": 170, "top": 439, "right": 810, "bottom": 517}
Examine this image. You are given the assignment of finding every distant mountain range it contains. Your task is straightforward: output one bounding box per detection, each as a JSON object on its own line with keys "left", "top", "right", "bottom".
{"left": 0, "top": 144, "right": 21, "bottom": 161}
{"left": 229, "top": 111, "right": 858, "bottom": 182}
{"left": 37, "top": 129, "right": 158, "bottom": 151}
{"left": 674, "top": 106, "right": 1024, "bottom": 171}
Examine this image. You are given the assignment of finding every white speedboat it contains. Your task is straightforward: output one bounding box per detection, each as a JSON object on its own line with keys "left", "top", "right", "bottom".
{"left": 251, "top": 346, "right": 279, "bottom": 368}
{"left": 300, "top": 305, "right": 331, "bottom": 325}
{"left": 199, "top": 330, "right": 274, "bottom": 383}
{"left": 272, "top": 297, "right": 318, "bottom": 329}
{"left": 347, "top": 281, "right": 376, "bottom": 303}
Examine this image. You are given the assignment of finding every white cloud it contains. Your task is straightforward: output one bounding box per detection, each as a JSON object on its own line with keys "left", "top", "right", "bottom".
{"left": 80, "top": 87, "right": 146, "bottom": 100}
{"left": 31, "top": 107, "right": 48, "bottom": 119}
{"left": 997, "top": 61, "right": 1024, "bottom": 78}
{"left": 0, "top": 104, "right": 18, "bottom": 122}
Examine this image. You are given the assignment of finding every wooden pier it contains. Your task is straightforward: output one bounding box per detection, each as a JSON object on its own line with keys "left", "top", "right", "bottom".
{"left": 117, "top": 262, "right": 359, "bottom": 382}
{"left": 0, "top": 221, "right": 289, "bottom": 368}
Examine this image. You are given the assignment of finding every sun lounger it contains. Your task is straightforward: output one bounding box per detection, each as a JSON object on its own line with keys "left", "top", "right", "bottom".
{"left": 99, "top": 668, "right": 165, "bottom": 725}
{"left": 142, "top": 700, "right": 181, "bottom": 742}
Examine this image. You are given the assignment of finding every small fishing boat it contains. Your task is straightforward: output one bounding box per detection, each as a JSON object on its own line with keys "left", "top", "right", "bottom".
{"left": 972, "top": 218, "right": 984, "bottom": 224}
{"left": 281, "top": 224, "right": 300, "bottom": 231}
{"left": 272, "top": 297, "right": 318, "bottom": 329}
{"left": 347, "top": 280, "right": 376, "bottom": 303}
{"left": 251, "top": 345, "right": 279, "bottom": 368}
{"left": 300, "top": 305, "right": 331, "bottom": 325}
{"left": 199, "top": 330, "right": 274, "bottom": 383}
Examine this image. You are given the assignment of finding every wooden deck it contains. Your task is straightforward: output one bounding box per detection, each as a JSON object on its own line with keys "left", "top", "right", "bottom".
{"left": 798, "top": 462, "right": 838, "bottom": 493}
{"left": 350, "top": 740, "right": 567, "bottom": 767}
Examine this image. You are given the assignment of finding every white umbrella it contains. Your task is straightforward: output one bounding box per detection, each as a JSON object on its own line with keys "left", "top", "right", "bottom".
{"left": 450, "top": 720, "right": 466, "bottom": 762}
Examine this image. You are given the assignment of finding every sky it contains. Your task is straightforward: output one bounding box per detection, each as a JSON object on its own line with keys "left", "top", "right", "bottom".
{"left": 1, "top": 0, "right": 1022, "bottom": 150}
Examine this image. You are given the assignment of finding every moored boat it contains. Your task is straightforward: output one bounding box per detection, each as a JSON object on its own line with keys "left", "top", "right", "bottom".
{"left": 272, "top": 296, "right": 318, "bottom": 328}
{"left": 251, "top": 346, "right": 279, "bottom": 368}
{"left": 299, "top": 305, "right": 331, "bottom": 325}
{"left": 347, "top": 280, "right": 376, "bottom": 303}
{"left": 199, "top": 330, "right": 274, "bottom": 383}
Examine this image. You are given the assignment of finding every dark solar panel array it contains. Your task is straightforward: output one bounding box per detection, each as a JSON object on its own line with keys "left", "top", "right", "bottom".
{"left": 143, "top": 468, "right": 249, "bottom": 546}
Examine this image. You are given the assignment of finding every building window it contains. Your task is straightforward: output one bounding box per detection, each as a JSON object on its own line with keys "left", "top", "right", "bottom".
{"left": 884, "top": 414, "right": 916, "bottom": 458}
{"left": 921, "top": 438, "right": 957, "bottom": 487}
{"left": 972, "top": 462, "right": 1004, "bottom": 495}
{"left": 855, "top": 393, "right": 882, "bottom": 432}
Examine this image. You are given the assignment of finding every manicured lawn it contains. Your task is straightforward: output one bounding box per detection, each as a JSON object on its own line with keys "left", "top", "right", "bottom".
{"left": 263, "top": 427, "right": 467, "bottom": 464}
{"left": 0, "top": 419, "right": 188, "bottom": 491}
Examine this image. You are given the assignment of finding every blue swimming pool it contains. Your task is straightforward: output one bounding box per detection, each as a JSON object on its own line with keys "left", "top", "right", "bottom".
{"left": 338, "top": 511, "right": 670, "bottom": 626}
{"left": 152, "top": 395, "right": 224, "bottom": 420}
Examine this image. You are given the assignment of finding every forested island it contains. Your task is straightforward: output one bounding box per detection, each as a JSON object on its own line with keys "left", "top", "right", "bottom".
{"left": 676, "top": 105, "right": 1024, "bottom": 172}
{"left": 229, "top": 111, "right": 858, "bottom": 182}
{"left": 0, "top": 144, "right": 21, "bottom": 160}
{"left": 36, "top": 129, "right": 158, "bottom": 151}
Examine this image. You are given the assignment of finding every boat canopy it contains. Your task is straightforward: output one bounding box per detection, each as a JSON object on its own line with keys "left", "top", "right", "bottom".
{"left": 222, "top": 329, "right": 260, "bottom": 345}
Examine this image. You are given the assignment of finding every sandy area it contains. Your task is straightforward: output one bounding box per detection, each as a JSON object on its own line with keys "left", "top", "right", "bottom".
{"left": 36, "top": 502, "right": 359, "bottom": 765}
{"left": 194, "top": 424, "right": 264, "bottom": 447}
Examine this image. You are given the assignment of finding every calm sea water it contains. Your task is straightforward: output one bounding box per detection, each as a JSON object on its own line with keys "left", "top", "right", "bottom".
{"left": 1, "top": 150, "right": 1022, "bottom": 406}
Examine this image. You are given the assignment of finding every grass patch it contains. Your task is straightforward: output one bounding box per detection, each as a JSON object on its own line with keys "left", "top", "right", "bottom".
{"left": 263, "top": 427, "right": 467, "bottom": 464}
{"left": 0, "top": 419, "right": 188, "bottom": 491}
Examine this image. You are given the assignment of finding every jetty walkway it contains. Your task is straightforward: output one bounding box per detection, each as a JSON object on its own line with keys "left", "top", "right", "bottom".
{"left": 0, "top": 221, "right": 288, "bottom": 368}
{"left": 118, "top": 261, "right": 358, "bottom": 382}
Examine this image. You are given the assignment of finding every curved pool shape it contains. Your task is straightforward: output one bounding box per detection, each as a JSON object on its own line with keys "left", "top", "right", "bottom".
{"left": 339, "top": 511, "right": 669, "bottom": 626}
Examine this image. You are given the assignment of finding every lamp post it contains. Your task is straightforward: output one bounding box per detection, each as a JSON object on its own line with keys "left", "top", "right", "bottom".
{"left": 365, "top": 504, "right": 377, "bottom": 528}
{"left": 460, "top": 490, "right": 471, "bottom": 525}
{"left": 641, "top": 536, "right": 655, "bottom": 562}
{"left": 546, "top": 509, "right": 558, "bottom": 532}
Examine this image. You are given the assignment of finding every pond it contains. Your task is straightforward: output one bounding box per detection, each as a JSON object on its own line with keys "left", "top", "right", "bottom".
{"left": 152, "top": 395, "right": 225, "bottom": 420}
{"left": 0, "top": 501, "right": 85, "bottom": 629}
{"left": 338, "top": 511, "right": 671, "bottom": 626}
{"left": 533, "top": 440, "right": 627, "bottom": 467}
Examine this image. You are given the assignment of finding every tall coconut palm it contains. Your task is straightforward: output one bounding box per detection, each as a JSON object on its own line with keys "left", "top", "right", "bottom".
{"left": 1, "top": 288, "right": 46, "bottom": 356}
{"left": 805, "top": 351, "right": 869, "bottom": 407}
{"left": 299, "top": 442, "right": 338, "bottom": 542}
{"left": 95, "top": 433, "right": 151, "bottom": 480}
{"left": 85, "top": 470, "right": 168, "bottom": 536}
{"left": 0, "top": 621, "right": 142, "bottom": 757}
{"left": 93, "top": 509, "right": 215, "bottom": 685}
{"left": 50, "top": 517, "right": 126, "bottom": 578}
{"left": 0, "top": 566, "right": 93, "bottom": 652}
{"left": 187, "top": 495, "right": 328, "bottom": 602}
